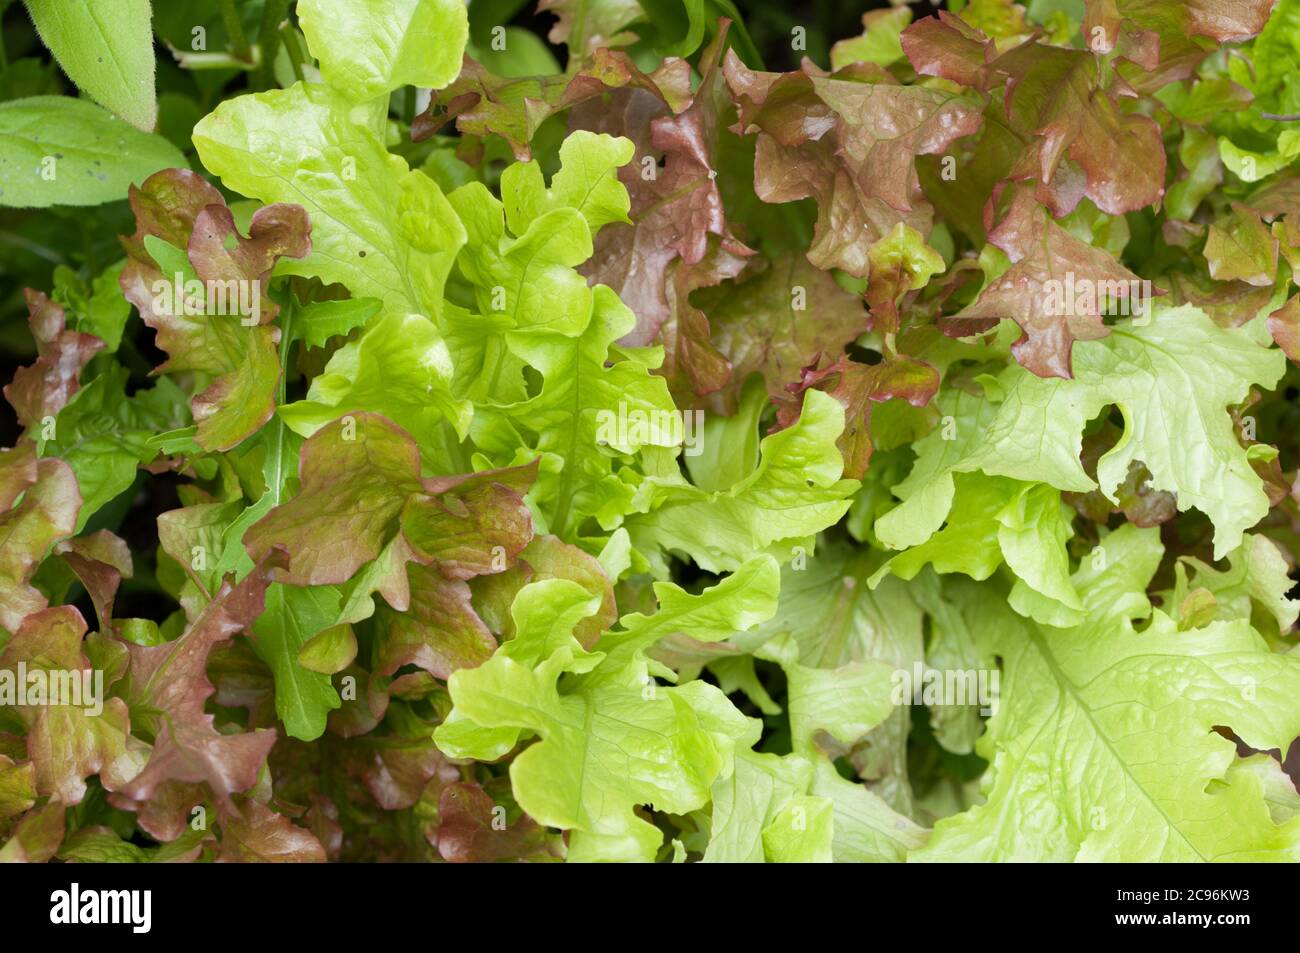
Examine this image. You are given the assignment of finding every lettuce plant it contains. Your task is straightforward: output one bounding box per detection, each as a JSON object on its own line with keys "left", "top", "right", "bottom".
{"left": 2, "top": 0, "right": 1300, "bottom": 863}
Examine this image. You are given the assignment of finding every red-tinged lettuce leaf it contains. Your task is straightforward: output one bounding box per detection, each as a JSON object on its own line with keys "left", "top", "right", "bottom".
{"left": 1081, "top": 2, "right": 1162, "bottom": 73}
{"left": 944, "top": 189, "right": 1151, "bottom": 378}
{"left": 54, "top": 529, "right": 132, "bottom": 634}
{"left": 401, "top": 466, "right": 536, "bottom": 578}
{"left": 900, "top": 11, "right": 992, "bottom": 89}
{"left": 694, "top": 252, "right": 869, "bottom": 410}
{"left": 0, "top": 442, "right": 38, "bottom": 512}
{"left": 187, "top": 203, "right": 311, "bottom": 315}
{"left": 1166, "top": 272, "right": 1279, "bottom": 329}
{"left": 1084, "top": 0, "right": 1277, "bottom": 90}
{"left": 246, "top": 413, "right": 537, "bottom": 681}
{"left": 1204, "top": 203, "right": 1280, "bottom": 287}
{"left": 245, "top": 412, "right": 537, "bottom": 589}
{"left": 326, "top": 664, "right": 390, "bottom": 738}
{"left": 340, "top": 734, "right": 458, "bottom": 812}
{"left": 990, "top": 40, "right": 1167, "bottom": 216}
{"left": 904, "top": 19, "right": 1166, "bottom": 217}
{"left": 121, "top": 780, "right": 208, "bottom": 843}
{"left": 116, "top": 556, "right": 281, "bottom": 811}
{"left": 0, "top": 457, "right": 80, "bottom": 632}
{"left": 376, "top": 466, "right": 536, "bottom": 678}
{"left": 301, "top": 793, "right": 343, "bottom": 860}
{"left": 244, "top": 413, "right": 424, "bottom": 587}
{"left": 1181, "top": 0, "right": 1279, "bottom": 38}
{"left": 436, "top": 780, "right": 562, "bottom": 862}
{"left": 575, "top": 27, "right": 754, "bottom": 345}
{"left": 1269, "top": 295, "right": 1300, "bottom": 360}
{"left": 0, "top": 606, "right": 143, "bottom": 804}
{"left": 375, "top": 568, "right": 495, "bottom": 679}
{"left": 473, "top": 534, "right": 618, "bottom": 650}
{"left": 415, "top": 50, "right": 691, "bottom": 162}
{"left": 209, "top": 638, "right": 279, "bottom": 732}
{"left": 894, "top": 258, "right": 990, "bottom": 336}
{"left": 654, "top": 243, "right": 749, "bottom": 403}
{"left": 0, "top": 755, "right": 37, "bottom": 821}
{"left": 119, "top": 168, "right": 311, "bottom": 452}
{"left": 266, "top": 727, "right": 454, "bottom": 860}
{"left": 0, "top": 799, "right": 65, "bottom": 862}
{"left": 864, "top": 222, "right": 947, "bottom": 337}
{"left": 540, "top": 0, "right": 643, "bottom": 59}
{"left": 776, "top": 355, "right": 940, "bottom": 479}
{"left": 3, "top": 290, "right": 104, "bottom": 431}
{"left": 725, "top": 51, "right": 980, "bottom": 277}
{"left": 216, "top": 798, "right": 326, "bottom": 863}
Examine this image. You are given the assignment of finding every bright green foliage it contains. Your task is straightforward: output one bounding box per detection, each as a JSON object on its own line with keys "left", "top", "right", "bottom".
{"left": 961, "top": 307, "right": 1284, "bottom": 559}
{"left": 194, "top": 82, "right": 465, "bottom": 322}
{"left": 298, "top": 0, "right": 469, "bottom": 101}
{"left": 436, "top": 557, "right": 781, "bottom": 861}
{"left": 627, "top": 390, "right": 859, "bottom": 574}
{"left": 915, "top": 526, "right": 1300, "bottom": 862}
{"left": 25, "top": 0, "right": 157, "bottom": 130}
{"left": 4, "top": 0, "right": 1300, "bottom": 867}
{"left": 41, "top": 365, "right": 188, "bottom": 530}
{"left": 0, "top": 97, "right": 184, "bottom": 207}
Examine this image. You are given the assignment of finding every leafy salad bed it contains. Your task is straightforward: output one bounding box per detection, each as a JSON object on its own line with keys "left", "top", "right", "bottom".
{"left": 2, "top": 0, "right": 1300, "bottom": 863}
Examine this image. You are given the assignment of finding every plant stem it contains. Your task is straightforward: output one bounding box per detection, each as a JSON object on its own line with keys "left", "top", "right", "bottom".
{"left": 281, "top": 23, "right": 307, "bottom": 82}
{"left": 172, "top": 50, "right": 258, "bottom": 71}
{"left": 256, "top": 0, "right": 291, "bottom": 88}
{"left": 0, "top": 230, "right": 65, "bottom": 265}
{"left": 277, "top": 293, "right": 295, "bottom": 405}
{"left": 217, "top": 0, "right": 253, "bottom": 63}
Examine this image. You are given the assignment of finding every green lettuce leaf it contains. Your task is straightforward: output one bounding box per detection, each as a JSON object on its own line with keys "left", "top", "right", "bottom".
{"left": 626, "top": 389, "right": 859, "bottom": 574}
{"left": 299, "top": 0, "right": 468, "bottom": 101}
{"left": 436, "top": 556, "right": 780, "bottom": 861}
{"left": 880, "top": 307, "right": 1285, "bottom": 564}
{"left": 193, "top": 82, "right": 466, "bottom": 324}
{"left": 915, "top": 524, "right": 1300, "bottom": 861}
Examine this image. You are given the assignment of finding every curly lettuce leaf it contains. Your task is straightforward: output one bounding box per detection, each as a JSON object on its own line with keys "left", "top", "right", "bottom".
{"left": 436, "top": 556, "right": 780, "bottom": 861}
{"left": 626, "top": 388, "right": 858, "bottom": 574}
{"left": 299, "top": 0, "right": 468, "bottom": 102}
{"left": 915, "top": 524, "right": 1300, "bottom": 861}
